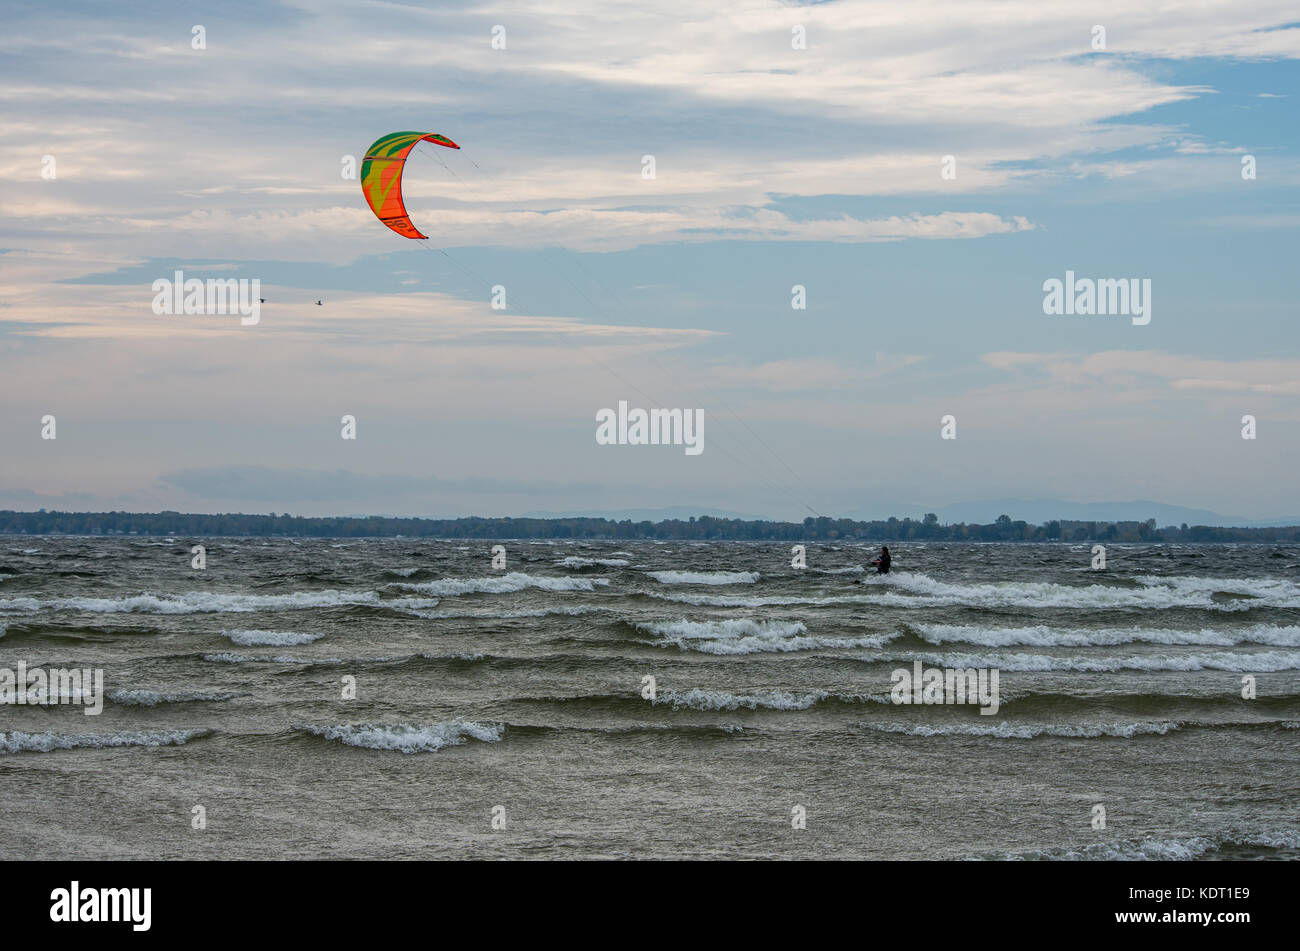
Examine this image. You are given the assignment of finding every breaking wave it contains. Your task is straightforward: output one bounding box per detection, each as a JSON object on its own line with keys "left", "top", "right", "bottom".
{"left": 0, "top": 590, "right": 382, "bottom": 615}
{"left": 645, "top": 570, "right": 760, "bottom": 585}
{"left": 860, "top": 720, "right": 1188, "bottom": 739}
{"left": 406, "top": 605, "right": 599, "bottom": 621}
{"left": 862, "top": 718, "right": 1298, "bottom": 739}
{"left": 202, "top": 652, "right": 337, "bottom": 665}
{"left": 558, "top": 556, "right": 630, "bottom": 568}
{"left": 913, "top": 623, "right": 1300, "bottom": 649}
{"left": 301, "top": 720, "right": 503, "bottom": 753}
{"left": 859, "top": 572, "right": 1300, "bottom": 611}
{"left": 875, "top": 649, "right": 1300, "bottom": 673}
{"left": 0, "top": 728, "right": 210, "bottom": 754}
{"left": 654, "top": 687, "right": 828, "bottom": 711}
{"left": 392, "top": 572, "right": 609, "bottom": 595}
{"left": 221, "top": 629, "right": 325, "bottom": 647}
{"left": 976, "top": 829, "right": 1300, "bottom": 860}
{"left": 106, "top": 689, "right": 240, "bottom": 706}
{"left": 634, "top": 617, "right": 893, "bottom": 654}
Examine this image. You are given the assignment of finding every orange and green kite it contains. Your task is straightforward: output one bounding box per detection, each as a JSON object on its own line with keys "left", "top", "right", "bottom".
{"left": 360, "top": 131, "right": 459, "bottom": 239}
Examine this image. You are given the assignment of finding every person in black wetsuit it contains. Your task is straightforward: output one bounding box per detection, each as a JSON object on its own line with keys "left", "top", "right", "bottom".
{"left": 870, "top": 546, "right": 891, "bottom": 574}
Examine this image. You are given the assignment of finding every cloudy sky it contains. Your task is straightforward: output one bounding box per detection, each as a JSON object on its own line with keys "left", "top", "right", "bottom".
{"left": 2, "top": 0, "right": 1297, "bottom": 521}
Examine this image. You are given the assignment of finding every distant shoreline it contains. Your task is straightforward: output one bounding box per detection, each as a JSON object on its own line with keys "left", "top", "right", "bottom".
{"left": 3, "top": 510, "right": 1298, "bottom": 543}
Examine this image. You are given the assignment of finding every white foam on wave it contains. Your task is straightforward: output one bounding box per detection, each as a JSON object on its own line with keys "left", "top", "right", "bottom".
{"left": 106, "top": 688, "right": 239, "bottom": 706}
{"left": 980, "top": 829, "right": 1300, "bottom": 861}
{"left": 222, "top": 629, "right": 325, "bottom": 647}
{"left": 0, "top": 589, "right": 382, "bottom": 615}
{"left": 387, "top": 597, "right": 442, "bottom": 609}
{"left": 645, "top": 570, "right": 760, "bottom": 585}
{"left": 655, "top": 687, "right": 828, "bottom": 711}
{"left": 864, "top": 571, "right": 1300, "bottom": 611}
{"left": 885, "top": 649, "right": 1300, "bottom": 673}
{"left": 303, "top": 720, "right": 503, "bottom": 753}
{"left": 639, "top": 618, "right": 807, "bottom": 639}
{"left": 408, "top": 605, "right": 599, "bottom": 620}
{"left": 860, "top": 720, "right": 1185, "bottom": 739}
{"left": 393, "top": 572, "right": 609, "bottom": 595}
{"left": 687, "top": 634, "right": 894, "bottom": 655}
{"left": 8, "top": 686, "right": 96, "bottom": 704}
{"left": 637, "top": 617, "right": 895, "bottom": 654}
{"left": 0, "top": 597, "right": 42, "bottom": 613}
{"left": 648, "top": 591, "right": 872, "bottom": 608}
{"left": 356, "top": 596, "right": 448, "bottom": 617}
{"left": 203, "top": 652, "right": 336, "bottom": 664}
{"left": 558, "top": 556, "right": 630, "bottom": 568}
{"left": 1136, "top": 574, "right": 1300, "bottom": 601}
{"left": 208, "top": 650, "right": 487, "bottom": 666}
{"left": 914, "top": 623, "right": 1300, "bottom": 649}
{"left": 0, "top": 728, "right": 209, "bottom": 755}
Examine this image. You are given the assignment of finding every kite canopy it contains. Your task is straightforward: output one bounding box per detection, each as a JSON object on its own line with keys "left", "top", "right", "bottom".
{"left": 361, "top": 131, "right": 459, "bottom": 239}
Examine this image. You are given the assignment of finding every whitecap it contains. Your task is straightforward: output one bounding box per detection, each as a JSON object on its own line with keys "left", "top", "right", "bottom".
{"left": 302, "top": 720, "right": 502, "bottom": 753}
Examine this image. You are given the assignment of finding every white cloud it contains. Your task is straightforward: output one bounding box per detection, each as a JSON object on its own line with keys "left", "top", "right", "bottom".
{"left": 2, "top": 0, "right": 1294, "bottom": 265}
{"left": 982, "top": 350, "right": 1300, "bottom": 396}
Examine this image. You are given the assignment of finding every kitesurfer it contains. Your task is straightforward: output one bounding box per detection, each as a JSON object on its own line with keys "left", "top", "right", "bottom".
{"left": 870, "top": 546, "right": 891, "bottom": 574}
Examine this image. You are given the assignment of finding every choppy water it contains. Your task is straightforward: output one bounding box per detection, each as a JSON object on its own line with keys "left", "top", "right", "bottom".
{"left": 1, "top": 537, "right": 1297, "bottom": 860}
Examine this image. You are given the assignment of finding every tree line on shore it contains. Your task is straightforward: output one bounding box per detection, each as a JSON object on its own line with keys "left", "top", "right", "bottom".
{"left": 1, "top": 510, "right": 1297, "bottom": 542}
